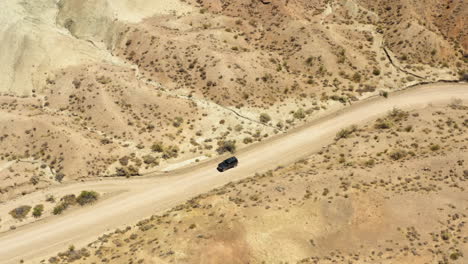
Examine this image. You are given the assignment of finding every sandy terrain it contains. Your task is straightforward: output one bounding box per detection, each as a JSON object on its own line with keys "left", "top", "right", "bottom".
{"left": 0, "top": 0, "right": 466, "bottom": 263}
{"left": 0, "top": 83, "right": 466, "bottom": 263}
{"left": 70, "top": 101, "right": 467, "bottom": 264}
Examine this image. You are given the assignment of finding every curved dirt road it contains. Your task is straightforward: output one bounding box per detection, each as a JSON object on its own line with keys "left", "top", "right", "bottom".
{"left": 0, "top": 82, "right": 467, "bottom": 263}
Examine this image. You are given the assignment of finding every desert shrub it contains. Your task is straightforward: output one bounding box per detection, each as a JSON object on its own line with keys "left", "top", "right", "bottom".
{"left": 216, "top": 140, "right": 236, "bottom": 154}
{"left": 305, "top": 57, "right": 314, "bottom": 66}
{"left": 388, "top": 149, "right": 407, "bottom": 160}
{"left": 142, "top": 155, "right": 158, "bottom": 165}
{"left": 57, "top": 246, "right": 90, "bottom": 262}
{"left": 61, "top": 194, "right": 77, "bottom": 205}
{"left": 151, "top": 142, "right": 164, "bottom": 152}
{"left": 46, "top": 194, "right": 55, "bottom": 203}
{"left": 30, "top": 176, "right": 40, "bottom": 185}
{"left": 119, "top": 156, "right": 129, "bottom": 166}
{"left": 449, "top": 251, "right": 462, "bottom": 260}
{"left": 374, "top": 118, "right": 393, "bottom": 129}
{"left": 352, "top": 72, "right": 361, "bottom": 82}
{"left": 459, "top": 71, "right": 468, "bottom": 81}
{"left": 261, "top": 73, "right": 272, "bottom": 82}
{"left": 72, "top": 78, "right": 81, "bottom": 88}
{"left": 76, "top": 191, "right": 99, "bottom": 206}
{"left": 115, "top": 167, "right": 127, "bottom": 177}
{"left": 234, "top": 124, "right": 243, "bottom": 132}
{"left": 243, "top": 137, "right": 253, "bottom": 144}
{"left": 53, "top": 202, "right": 68, "bottom": 215}
{"left": 55, "top": 172, "right": 65, "bottom": 182}
{"left": 172, "top": 117, "right": 183, "bottom": 127}
{"left": 322, "top": 188, "right": 329, "bottom": 196}
{"left": 429, "top": 144, "right": 440, "bottom": 151}
{"left": 330, "top": 95, "right": 347, "bottom": 104}
{"left": 100, "top": 138, "right": 112, "bottom": 145}
{"left": 335, "top": 125, "right": 357, "bottom": 140}
{"left": 96, "top": 75, "right": 111, "bottom": 84}
{"left": 162, "top": 145, "right": 179, "bottom": 159}
{"left": 365, "top": 159, "right": 375, "bottom": 167}
{"left": 32, "top": 204, "right": 44, "bottom": 218}
{"left": 259, "top": 113, "right": 271, "bottom": 123}
{"left": 440, "top": 230, "right": 450, "bottom": 240}
{"left": 372, "top": 69, "right": 381, "bottom": 76}
{"left": 115, "top": 165, "right": 140, "bottom": 177}
{"left": 387, "top": 108, "right": 409, "bottom": 122}
{"left": 51, "top": 194, "right": 77, "bottom": 215}
{"left": 9, "top": 205, "right": 32, "bottom": 219}
{"left": 380, "top": 90, "right": 388, "bottom": 98}
{"left": 293, "top": 108, "right": 306, "bottom": 119}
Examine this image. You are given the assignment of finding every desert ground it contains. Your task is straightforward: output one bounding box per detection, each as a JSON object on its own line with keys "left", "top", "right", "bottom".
{"left": 0, "top": 83, "right": 466, "bottom": 264}
{"left": 1, "top": 0, "right": 466, "bottom": 201}
{"left": 0, "top": 0, "right": 466, "bottom": 263}
{"left": 57, "top": 102, "right": 467, "bottom": 264}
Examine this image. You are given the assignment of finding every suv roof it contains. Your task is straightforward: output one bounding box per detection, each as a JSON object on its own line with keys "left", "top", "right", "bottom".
{"left": 225, "top": 157, "right": 238, "bottom": 163}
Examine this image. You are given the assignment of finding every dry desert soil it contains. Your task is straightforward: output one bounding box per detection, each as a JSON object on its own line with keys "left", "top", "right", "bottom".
{"left": 0, "top": 0, "right": 467, "bottom": 263}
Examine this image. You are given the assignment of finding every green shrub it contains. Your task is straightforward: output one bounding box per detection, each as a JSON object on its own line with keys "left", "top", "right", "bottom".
{"left": 365, "top": 159, "right": 375, "bottom": 167}
{"left": 449, "top": 251, "right": 462, "bottom": 260}
{"left": 429, "top": 144, "right": 440, "bottom": 151}
{"left": 259, "top": 113, "right": 271, "bottom": 123}
{"left": 372, "top": 69, "right": 381, "bottom": 76}
{"left": 52, "top": 194, "right": 79, "bottom": 215}
{"left": 243, "top": 137, "right": 253, "bottom": 144}
{"left": 32, "top": 204, "right": 44, "bottom": 218}
{"left": 335, "top": 125, "right": 357, "bottom": 140}
{"left": 293, "top": 108, "right": 306, "bottom": 119}
{"left": 9, "top": 205, "right": 32, "bottom": 219}
{"left": 53, "top": 202, "right": 68, "bottom": 215}
{"left": 76, "top": 191, "right": 99, "bottom": 206}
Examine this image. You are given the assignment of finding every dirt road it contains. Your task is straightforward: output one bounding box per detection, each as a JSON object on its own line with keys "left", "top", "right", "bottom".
{"left": 0, "top": 82, "right": 466, "bottom": 263}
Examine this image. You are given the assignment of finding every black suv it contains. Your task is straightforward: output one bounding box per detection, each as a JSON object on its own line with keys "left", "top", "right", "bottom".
{"left": 217, "top": 156, "right": 238, "bottom": 172}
